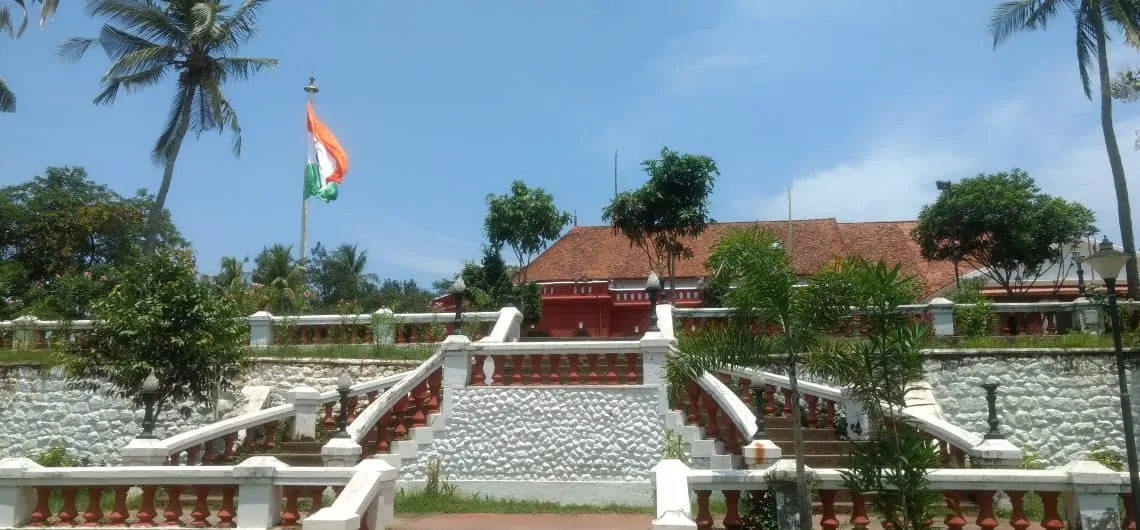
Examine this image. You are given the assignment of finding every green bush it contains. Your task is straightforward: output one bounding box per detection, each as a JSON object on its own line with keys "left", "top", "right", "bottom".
{"left": 952, "top": 277, "right": 994, "bottom": 338}
{"left": 31, "top": 446, "right": 90, "bottom": 467}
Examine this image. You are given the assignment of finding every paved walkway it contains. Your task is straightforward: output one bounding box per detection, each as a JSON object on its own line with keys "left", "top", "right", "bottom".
{"left": 386, "top": 513, "right": 649, "bottom": 530}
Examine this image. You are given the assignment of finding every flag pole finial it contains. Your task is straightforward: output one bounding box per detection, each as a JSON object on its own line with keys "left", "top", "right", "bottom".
{"left": 304, "top": 76, "right": 319, "bottom": 94}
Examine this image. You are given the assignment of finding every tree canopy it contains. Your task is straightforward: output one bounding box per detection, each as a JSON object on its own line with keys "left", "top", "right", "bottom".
{"left": 0, "top": 166, "right": 183, "bottom": 319}
{"left": 602, "top": 147, "right": 717, "bottom": 294}
{"left": 484, "top": 180, "right": 571, "bottom": 282}
{"left": 911, "top": 169, "right": 1096, "bottom": 296}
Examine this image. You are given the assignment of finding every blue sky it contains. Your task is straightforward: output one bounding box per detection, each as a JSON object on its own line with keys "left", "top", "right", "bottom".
{"left": 4, "top": 1, "right": 1140, "bottom": 283}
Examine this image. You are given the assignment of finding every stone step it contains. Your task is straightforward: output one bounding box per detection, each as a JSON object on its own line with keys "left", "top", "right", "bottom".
{"left": 278, "top": 441, "right": 325, "bottom": 453}
{"left": 772, "top": 440, "right": 855, "bottom": 454}
{"left": 763, "top": 427, "right": 837, "bottom": 442}
{"left": 762, "top": 416, "right": 835, "bottom": 430}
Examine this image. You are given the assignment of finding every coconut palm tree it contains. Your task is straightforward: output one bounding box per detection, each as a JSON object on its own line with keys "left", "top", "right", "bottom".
{"left": 251, "top": 244, "right": 307, "bottom": 314}
{"left": 59, "top": 0, "right": 276, "bottom": 253}
{"left": 991, "top": 1, "right": 1140, "bottom": 298}
{"left": 1, "top": 0, "right": 61, "bottom": 112}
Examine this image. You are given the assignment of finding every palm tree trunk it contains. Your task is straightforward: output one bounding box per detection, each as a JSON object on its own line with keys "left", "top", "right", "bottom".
{"left": 1096, "top": 20, "right": 1140, "bottom": 298}
{"left": 143, "top": 85, "right": 195, "bottom": 256}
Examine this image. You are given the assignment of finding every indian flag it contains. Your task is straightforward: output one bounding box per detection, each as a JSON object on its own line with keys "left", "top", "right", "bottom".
{"left": 304, "top": 101, "right": 349, "bottom": 203}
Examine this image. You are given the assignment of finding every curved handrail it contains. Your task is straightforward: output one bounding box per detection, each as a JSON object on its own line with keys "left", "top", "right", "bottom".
{"left": 347, "top": 348, "right": 444, "bottom": 442}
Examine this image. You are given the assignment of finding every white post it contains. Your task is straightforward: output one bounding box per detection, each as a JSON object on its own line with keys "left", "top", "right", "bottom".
{"left": 0, "top": 458, "right": 40, "bottom": 528}
{"left": 121, "top": 438, "right": 170, "bottom": 466}
{"left": 288, "top": 385, "right": 322, "bottom": 440}
{"left": 640, "top": 332, "right": 672, "bottom": 415}
{"left": 321, "top": 437, "right": 362, "bottom": 467}
{"left": 11, "top": 316, "right": 40, "bottom": 350}
{"left": 233, "top": 456, "right": 286, "bottom": 529}
{"left": 927, "top": 297, "right": 955, "bottom": 336}
{"left": 651, "top": 460, "right": 697, "bottom": 529}
{"left": 1062, "top": 460, "right": 1124, "bottom": 530}
{"left": 249, "top": 311, "right": 274, "bottom": 347}
{"left": 440, "top": 334, "right": 472, "bottom": 415}
{"left": 1075, "top": 297, "right": 1102, "bottom": 333}
{"left": 372, "top": 308, "right": 395, "bottom": 345}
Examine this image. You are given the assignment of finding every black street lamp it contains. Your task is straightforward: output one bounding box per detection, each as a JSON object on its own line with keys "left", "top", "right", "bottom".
{"left": 1084, "top": 235, "right": 1140, "bottom": 521}
{"left": 138, "top": 371, "right": 160, "bottom": 439}
{"left": 333, "top": 373, "right": 353, "bottom": 439}
{"left": 1073, "top": 245, "right": 1087, "bottom": 296}
{"left": 646, "top": 271, "right": 661, "bottom": 332}
{"left": 750, "top": 385, "right": 768, "bottom": 441}
{"left": 449, "top": 278, "right": 466, "bottom": 336}
{"left": 981, "top": 383, "right": 1004, "bottom": 439}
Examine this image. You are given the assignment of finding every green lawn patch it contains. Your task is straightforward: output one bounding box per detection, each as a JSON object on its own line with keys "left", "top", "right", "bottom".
{"left": 394, "top": 487, "right": 653, "bottom": 515}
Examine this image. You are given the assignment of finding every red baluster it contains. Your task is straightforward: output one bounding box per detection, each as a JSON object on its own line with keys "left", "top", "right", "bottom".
{"left": 567, "top": 354, "right": 580, "bottom": 384}
{"left": 346, "top": 396, "right": 359, "bottom": 424}
{"left": 412, "top": 380, "right": 429, "bottom": 427}
{"left": 694, "top": 490, "right": 713, "bottom": 529}
{"left": 201, "top": 440, "right": 216, "bottom": 465}
{"left": 511, "top": 354, "right": 525, "bottom": 385}
{"left": 367, "top": 390, "right": 379, "bottom": 405}
{"left": 548, "top": 354, "right": 562, "bottom": 384}
{"left": 216, "top": 485, "right": 237, "bottom": 528}
{"left": 133, "top": 486, "right": 158, "bottom": 527}
{"left": 820, "top": 490, "right": 839, "bottom": 530}
{"left": 702, "top": 391, "right": 720, "bottom": 439}
{"left": 529, "top": 355, "right": 543, "bottom": 385}
{"left": 764, "top": 384, "right": 777, "bottom": 415}
{"left": 1039, "top": 491, "right": 1065, "bottom": 530}
{"left": 81, "top": 486, "right": 104, "bottom": 526}
{"left": 943, "top": 491, "right": 966, "bottom": 530}
{"left": 471, "top": 354, "right": 486, "bottom": 385}
{"left": 58, "top": 487, "right": 79, "bottom": 526}
{"left": 1046, "top": 312, "right": 1057, "bottom": 334}
{"left": 685, "top": 380, "right": 702, "bottom": 425}
{"left": 222, "top": 433, "right": 238, "bottom": 463}
{"left": 825, "top": 400, "right": 836, "bottom": 426}
{"left": 1125, "top": 493, "right": 1137, "bottom": 530}
{"left": 374, "top": 411, "right": 392, "bottom": 453}
{"left": 781, "top": 388, "right": 793, "bottom": 415}
{"left": 393, "top": 397, "right": 409, "bottom": 439}
{"left": 322, "top": 403, "right": 335, "bottom": 430}
{"left": 186, "top": 445, "right": 200, "bottom": 466}
{"left": 975, "top": 490, "right": 998, "bottom": 530}
{"left": 491, "top": 356, "right": 505, "bottom": 386}
{"left": 850, "top": 493, "right": 871, "bottom": 530}
{"left": 264, "top": 421, "right": 279, "bottom": 449}
{"left": 190, "top": 486, "right": 211, "bottom": 528}
{"left": 1007, "top": 491, "right": 1031, "bottom": 530}
{"left": 604, "top": 353, "right": 619, "bottom": 384}
{"left": 805, "top": 395, "right": 819, "bottom": 426}
{"left": 427, "top": 369, "right": 443, "bottom": 413}
{"left": 722, "top": 490, "right": 742, "bottom": 530}
{"left": 624, "top": 353, "right": 639, "bottom": 384}
{"left": 107, "top": 486, "right": 129, "bottom": 527}
{"left": 586, "top": 354, "right": 600, "bottom": 384}
{"left": 738, "top": 377, "right": 751, "bottom": 402}
{"left": 162, "top": 486, "right": 183, "bottom": 526}
{"left": 281, "top": 486, "right": 302, "bottom": 527}
{"left": 26, "top": 487, "right": 51, "bottom": 527}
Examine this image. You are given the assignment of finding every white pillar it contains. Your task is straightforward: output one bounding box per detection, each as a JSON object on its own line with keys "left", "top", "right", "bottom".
{"left": 233, "top": 456, "right": 286, "bottom": 529}
{"left": 121, "top": 438, "right": 169, "bottom": 466}
{"left": 248, "top": 311, "right": 274, "bottom": 347}
{"left": 321, "top": 438, "right": 362, "bottom": 467}
{"left": 288, "top": 385, "right": 322, "bottom": 440}
{"left": 640, "top": 332, "right": 672, "bottom": 415}
{"left": 372, "top": 308, "right": 395, "bottom": 345}
{"left": 11, "top": 316, "right": 40, "bottom": 350}
{"left": 0, "top": 458, "right": 41, "bottom": 528}
{"left": 1062, "top": 460, "right": 1124, "bottom": 530}
{"left": 927, "top": 297, "right": 955, "bottom": 336}
{"left": 440, "top": 334, "right": 472, "bottom": 416}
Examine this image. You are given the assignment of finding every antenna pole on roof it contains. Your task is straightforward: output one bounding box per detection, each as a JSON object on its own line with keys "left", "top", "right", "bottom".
{"left": 612, "top": 149, "right": 618, "bottom": 226}
{"left": 787, "top": 184, "right": 793, "bottom": 262}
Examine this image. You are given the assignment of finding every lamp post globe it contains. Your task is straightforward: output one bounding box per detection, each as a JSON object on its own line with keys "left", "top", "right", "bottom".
{"left": 1084, "top": 235, "right": 1140, "bottom": 524}
{"left": 646, "top": 271, "right": 661, "bottom": 332}
{"left": 138, "top": 371, "right": 160, "bottom": 439}
{"left": 449, "top": 278, "right": 466, "bottom": 336}
{"left": 333, "top": 373, "right": 353, "bottom": 439}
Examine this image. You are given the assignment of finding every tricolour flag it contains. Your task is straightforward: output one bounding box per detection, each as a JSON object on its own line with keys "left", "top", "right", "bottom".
{"left": 304, "top": 101, "right": 349, "bottom": 203}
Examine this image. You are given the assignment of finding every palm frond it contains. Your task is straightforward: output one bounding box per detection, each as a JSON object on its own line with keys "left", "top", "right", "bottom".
{"left": 215, "top": 56, "right": 277, "bottom": 82}
{"left": 87, "top": 0, "right": 186, "bottom": 46}
{"left": 990, "top": 0, "right": 1067, "bottom": 47}
{"left": 212, "top": 0, "right": 268, "bottom": 53}
{"left": 1076, "top": 5, "right": 1098, "bottom": 98}
{"left": 6, "top": 0, "right": 28, "bottom": 37}
{"left": 0, "top": 74, "right": 14, "bottom": 112}
{"left": 57, "top": 36, "right": 99, "bottom": 62}
{"left": 36, "top": 0, "right": 57, "bottom": 28}
{"left": 93, "top": 63, "right": 168, "bottom": 105}
{"left": 190, "top": 77, "right": 242, "bottom": 156}
{"left": 0, "top": 4, "right": 16, "bottom": 37}
{"left": 151, "top": 82, "right": 194, "bottom": 164}
{"left": 102, "top": 44, "right": 179, "bottom": 79}
{"left": 97, "top": 23, "right": 168, "bottom": 60}
{"left": 188, "top": 0, "right": 214, "bottom": 40}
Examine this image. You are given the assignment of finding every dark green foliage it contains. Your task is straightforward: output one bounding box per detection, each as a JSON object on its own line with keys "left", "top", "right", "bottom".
{"left": 0, "top": 166, "right": 183, "bottom": 319}
{"left": 484, "top": 180, "right": 571, "bottom": 283}
{"left": 59, "top": 249, "right": 248, "bottom": 418}
{"left": 951, "top": 277, "right": 994, "bottom": 338}
{"left": 603, "top": 147, "right": 717, "bottom": 292}
{"left": 912, "top": 169, "right": 1096, "bottom": 296}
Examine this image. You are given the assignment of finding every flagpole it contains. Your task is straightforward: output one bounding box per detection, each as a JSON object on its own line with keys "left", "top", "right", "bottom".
{"left": 301, "top": 76, "right": 319, "bottom": 266}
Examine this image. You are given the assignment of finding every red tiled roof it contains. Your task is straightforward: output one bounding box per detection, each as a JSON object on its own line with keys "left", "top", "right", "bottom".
{"left": 524, "top": 219, "right": 962, "bottom": 295}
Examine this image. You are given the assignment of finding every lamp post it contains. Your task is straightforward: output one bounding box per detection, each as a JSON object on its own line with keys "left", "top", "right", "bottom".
{"left": 1084, "top": 235, "right": 1140, "bottom": 521}
{"left": 449, "top": 278, "right": 466, "bottom": 336}
{"left": 1073, "top": 245, "right": 1087, "bottom": 296}
{"left": 646, "top": 271, "right": 661, "bottom": 332}
{"left": 333, "top": 373, "right": 353, "bottom": 439}
{"left": 138, "top": 371, "right": 160, "bottom": 439}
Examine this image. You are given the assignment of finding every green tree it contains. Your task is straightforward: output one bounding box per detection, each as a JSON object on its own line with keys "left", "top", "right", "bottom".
{"left": 373, "top": 278, "right": 434, "bottom": 312}
{"left": 250, "top": 244, "right": 307, "bottom": 314}
{"left": 991, "top": 1, "right": 1140, "bottom": 298}
{"left": 602, "top": 147, "right": 718, "bottom": 298}
{"left": 452, "top": 246, "right": 542, "bottom": 325}
{"left": 307, "top": 242, "right": 379, "bottom": 310}
{"left": 1, "top": 0, "right": 61, "bottom": 112}
{"left": 58, "top": 249, "right": 248, "bottom": 418}
{"left": 806, "top": 259, "right": 940, "bottom": 530}
{"left": 0, "top": 166, "right": 183, "bottom": 319}
{"left": 911, "top": 169, "right": 1096, "bottom": 297}
{"left": 484, "top": 180, "right": 571, "bottom": 283}
{"left": 60, "top": 0, "right": 277, "bottom": 252}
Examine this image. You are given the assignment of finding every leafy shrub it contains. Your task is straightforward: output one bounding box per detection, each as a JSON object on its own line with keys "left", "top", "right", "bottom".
{"left": 952, "top": 277, "right": 994, "bottom": 337}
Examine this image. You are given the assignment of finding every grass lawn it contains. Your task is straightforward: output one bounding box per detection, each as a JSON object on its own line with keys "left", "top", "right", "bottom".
{"left": 394, "top": 487, "right": 653, "bottom": 515}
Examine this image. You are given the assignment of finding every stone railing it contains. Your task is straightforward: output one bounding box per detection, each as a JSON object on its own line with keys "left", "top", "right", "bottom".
{"left": 331, "top": 307, "right": 525, "bottom": 465}
{"left": 0, "top": 456, "right": 396, "bottom": 529}
{"left": 651, "top": 458, "right": 1130, "bottom": 530}
{"left": 0, "top": 309, "right": 502, "bottom": 350}
{"left": 675, "top": 299, "right": 1140, "bottom": 337}
{"left": 121, "top": 372, "right": 414, "bottom": 466}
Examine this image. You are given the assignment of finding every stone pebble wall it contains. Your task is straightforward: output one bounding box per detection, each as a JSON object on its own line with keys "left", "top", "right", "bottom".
{"left": 403, "top": 386, "right": 665, "bottom": 482}
{"left": 0, "top": 358, "right": 418, "bottom": 464}
{"left": 923, "top": 354, "right": 1129, "bottom": 467}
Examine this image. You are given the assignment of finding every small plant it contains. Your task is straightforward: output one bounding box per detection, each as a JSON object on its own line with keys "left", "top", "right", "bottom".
{"left": 1019, "top": 445, "right": 1046, "bottom": 470}
{"left": 1087, "top": 446, "right": 1125, "bottom": 471}
{"left": 423, "top": 455, "right": 457, "bottom": 497}
{"left": 952, "top": 277, "right": 994, "bottom": 338}
{"left": 370, "top": 310, "right": 396, "bottom": 345}
{"left": 661, "top": 428, "right": 688, "bottom": 463}
{"left": 31, "top": 445, "right": 90, "bottom": 467}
